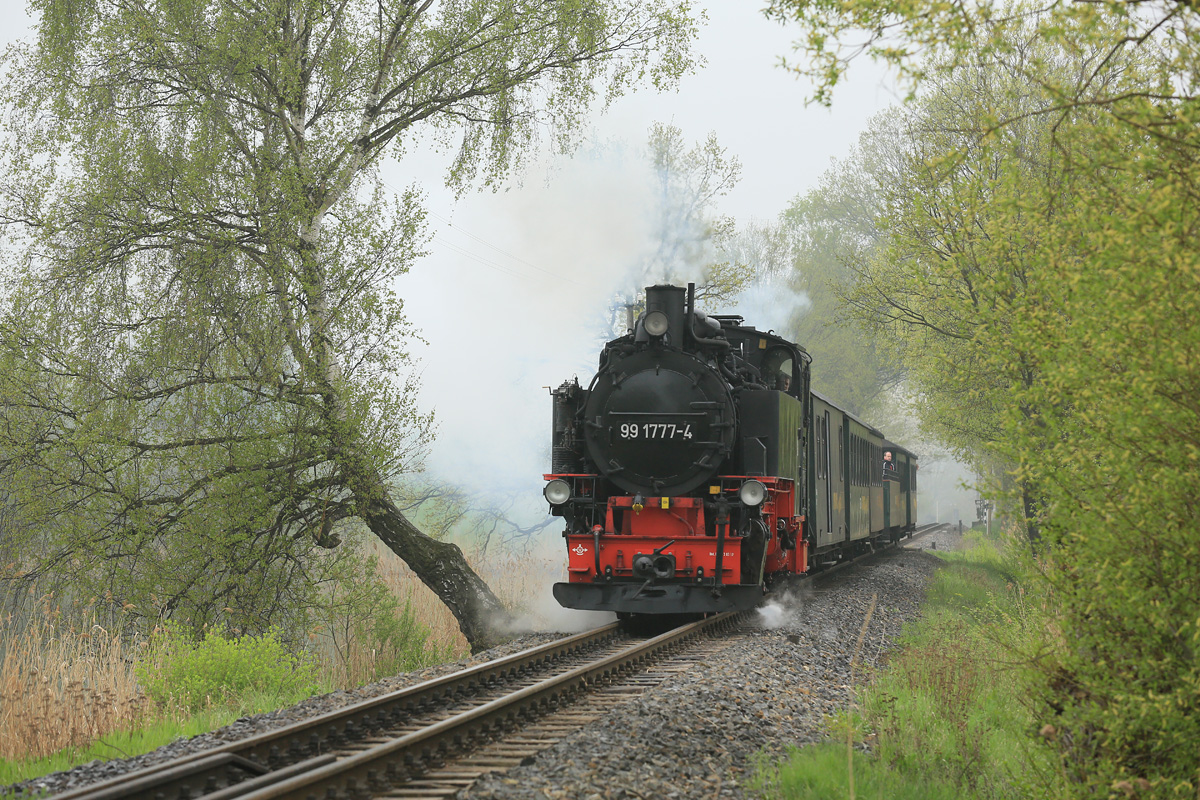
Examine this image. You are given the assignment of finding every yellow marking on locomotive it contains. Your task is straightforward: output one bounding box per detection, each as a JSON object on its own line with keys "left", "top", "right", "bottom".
{"left": 709, "top": 485, "right": 720, "bottom": 494}
{"left": 661, "top": 497, "right": 670, "bottom": 509}
{"left": 758, "top": 338, "right": 767, "bottom": 349}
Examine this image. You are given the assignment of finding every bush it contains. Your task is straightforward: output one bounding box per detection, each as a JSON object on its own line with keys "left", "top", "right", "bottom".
{"left": 136, "top": 626, "right": 323, "bottom": 713}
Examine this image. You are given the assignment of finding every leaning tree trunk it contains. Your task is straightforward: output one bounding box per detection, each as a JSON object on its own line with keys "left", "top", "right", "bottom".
{"left": 294, "top": 201, "right": 511, "bottom": 652}
{"left": 1022, "top": 479, "right": 1042, "bottom": 552}
{"left": 329, "top": 425, "right": 512, "bottom": 653}
{"left": 360, "top": 490, "right": 511, "bottom": 653}
{"left": 303, "top": 332, "right": 513, "bottom": 652}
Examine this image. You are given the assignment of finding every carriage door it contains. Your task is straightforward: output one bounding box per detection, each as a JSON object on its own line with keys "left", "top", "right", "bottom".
{"left": 824, "top": 411, "right": 832, "bottom": 532}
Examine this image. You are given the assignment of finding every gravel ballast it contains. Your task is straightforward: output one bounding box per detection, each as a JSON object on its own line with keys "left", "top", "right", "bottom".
{"left": 7, "top": 527, "right": 961, "bottom": 799}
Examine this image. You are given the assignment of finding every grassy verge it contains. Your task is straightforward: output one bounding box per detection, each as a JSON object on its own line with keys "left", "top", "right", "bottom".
{"left": 755, "top": 531, "right": 1055, "bottom": 800}
{"left": 0, "top": 623, "right": 333, "bottom": 786}
{"left": 3, "top": 703, "right": 269, "bottom": 786}
{"left": 0, "top": 543, "right": 549, "bottom": 787}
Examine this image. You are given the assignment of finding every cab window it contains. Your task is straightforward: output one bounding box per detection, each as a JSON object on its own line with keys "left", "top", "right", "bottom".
{"left": 762, "top": 347, "right": 794, "bottom": 393}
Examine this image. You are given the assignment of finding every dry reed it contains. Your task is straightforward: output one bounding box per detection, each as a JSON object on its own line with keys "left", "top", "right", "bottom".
{"left": 0, "top": 617, "right": 151, "bottom": 761}
{"left": 0, "top": 540, "right": 571, "bottom": 764}
{"left": 365, "top": 537, "right": 571, "bottom": 655}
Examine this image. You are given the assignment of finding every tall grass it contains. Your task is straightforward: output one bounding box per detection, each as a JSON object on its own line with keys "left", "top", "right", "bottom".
{"left": 1, "top": 538, "right": 572, "bottom": 785}
{"left": 0, "top": 616, "right": 150, "bottom": 762}
{"left": 365, "top": 536, "right": 577, "bottom": 658}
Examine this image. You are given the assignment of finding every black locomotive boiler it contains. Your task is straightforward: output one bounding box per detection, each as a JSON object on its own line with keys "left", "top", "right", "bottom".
{"left": 544, "top": 284, "right": 917, "bottom": 616}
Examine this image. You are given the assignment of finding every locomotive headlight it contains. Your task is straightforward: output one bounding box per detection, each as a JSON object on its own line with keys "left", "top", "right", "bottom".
{"left": 739, "top": 479, "right": 766, "bottom": 507}
{"left": 644, "top": 310, "right": 669, "bottom": 337}
{"left": 543, "top": 479, "right": 572, "bottom": 506}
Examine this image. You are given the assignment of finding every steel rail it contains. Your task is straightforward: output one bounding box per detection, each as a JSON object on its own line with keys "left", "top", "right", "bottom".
{"left": 903, "top": 522, "right": 951, "bottom": 547}
{"left": 49, "top": 525, "right": 943, "bottom": 800}
{"left": 232, "top": 611, "right": 744, "bottom": 800}
{"left": 49, "top": 622, "right": 624, "bottom": 800}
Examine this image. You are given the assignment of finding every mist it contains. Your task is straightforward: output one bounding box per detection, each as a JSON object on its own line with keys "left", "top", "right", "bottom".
{"left": 915, "top": 455, "right": 984, "bottom": 528}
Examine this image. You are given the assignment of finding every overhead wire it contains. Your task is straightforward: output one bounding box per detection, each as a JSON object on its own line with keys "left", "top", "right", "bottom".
{"left": 426, "top": 209, "right": 573, "bottom": 283}
{"left": 431, "top": 234, "right": 543, "bottom": 284}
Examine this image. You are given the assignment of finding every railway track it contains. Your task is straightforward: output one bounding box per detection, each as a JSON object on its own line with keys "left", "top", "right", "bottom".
{"left": 48, "top": 523, "right": 949, "bottom": 800}
{"left": 50, "top": 613, "right": 746, "bottom": 800}
{"left": 808, "top": 521, "right": 948, "bottom": 579}
{"left": 903, "top": 521, "right": 952, "bottom": 548}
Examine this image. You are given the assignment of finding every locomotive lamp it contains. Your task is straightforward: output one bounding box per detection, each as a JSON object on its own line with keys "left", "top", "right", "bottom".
{"left": 543, "top": 479, "right": 571, "bottom": 506}
{"left": 739, "top": 479, "right": 766, "bottom": 506}
{"left": 643, "top": 310, "right": 669, "bottom": 337}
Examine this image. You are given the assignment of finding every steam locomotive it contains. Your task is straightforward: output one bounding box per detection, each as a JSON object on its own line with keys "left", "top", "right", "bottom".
{"left": 545, "top": 284, "right": 918, "bottom": 616}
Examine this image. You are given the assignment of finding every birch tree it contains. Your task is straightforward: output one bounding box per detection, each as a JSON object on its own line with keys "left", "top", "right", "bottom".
{"left": 0, "top": 0, "right": 700, "bottom": 650}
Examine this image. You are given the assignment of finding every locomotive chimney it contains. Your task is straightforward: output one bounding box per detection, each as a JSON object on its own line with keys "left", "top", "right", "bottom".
{"left": 644, "top": 284, "right": 687, "bottom": 344}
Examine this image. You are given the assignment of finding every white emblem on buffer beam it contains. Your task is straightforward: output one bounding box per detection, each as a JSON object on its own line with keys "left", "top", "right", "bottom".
{"left": 572, "top": 544, "right": 588, "bottom": 556}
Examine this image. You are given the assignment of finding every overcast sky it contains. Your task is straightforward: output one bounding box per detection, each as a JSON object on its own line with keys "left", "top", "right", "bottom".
{"left": 0, "top": 2, "right": 904, "bottom": 499}
{"left": 387, "top": 5, "right": 901, "bottom": 491}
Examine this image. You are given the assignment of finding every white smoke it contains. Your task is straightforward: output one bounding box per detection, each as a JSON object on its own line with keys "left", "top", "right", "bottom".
{"left": 485, "top": 545, "right": 618, "bottom": 634}
{"left": 756, "top": 589, "right": 806, "bottom": 630}
{"left": 500, "top": 606, "right": 617, "bottom": 636}
{"left": 728, "top": 280, "right": 811, "bottom": 337}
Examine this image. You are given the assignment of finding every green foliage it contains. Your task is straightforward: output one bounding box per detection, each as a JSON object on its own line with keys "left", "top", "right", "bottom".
{"left": 779, "top": 166, "right": 902, "bottom": 417}
{"left": 999, "top": 157, "right": 1200, "bottom": 795}
{"left": 310, "top": 544, "right": 453, "bottom": 684}
{"left": 859, "top": 554, "right": 1048, "bottom": 797}
{"left": 765, "top": 0, "right": 1199, "bottom": 116}
{"left": 767, "top": 9, "right": 1200, "bottom": 793}
{"left": 136, "top": 626, "right": 324, "bottom": 714}
{"left": 753, "top": 743, "right": 963, "bottom": 800}
{"left": 0, "top": 0, "right": 700, "bottom": 642}
{"left": 366, "top": 600, "right": 450, "bottom": 676}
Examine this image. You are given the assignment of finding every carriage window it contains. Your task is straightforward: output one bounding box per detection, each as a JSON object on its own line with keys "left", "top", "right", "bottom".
{"left": 837, "top": 426, "right": 843, "bottom": 479}
{"left": 817, "top": 416, "right": 827, "bottom": 479}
